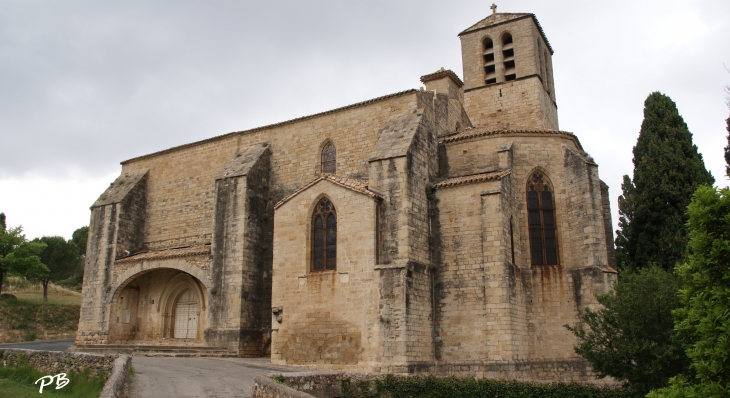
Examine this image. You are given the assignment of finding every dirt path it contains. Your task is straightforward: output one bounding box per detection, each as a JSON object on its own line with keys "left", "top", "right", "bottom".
{"left": 130, "top": 357, "right": 298, "bottom": 398}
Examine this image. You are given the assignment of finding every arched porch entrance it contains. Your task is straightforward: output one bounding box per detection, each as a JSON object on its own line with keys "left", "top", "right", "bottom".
{"left": 108, "top": 268, "right": 207, "bottom": 344}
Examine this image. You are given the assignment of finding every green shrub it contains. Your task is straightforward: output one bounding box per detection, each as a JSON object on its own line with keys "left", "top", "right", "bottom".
{"left": 0, "top": 362, "right": 106, "bottom": 397}
{"left": 341, "top": 375, "right": 636, "bottom": 398}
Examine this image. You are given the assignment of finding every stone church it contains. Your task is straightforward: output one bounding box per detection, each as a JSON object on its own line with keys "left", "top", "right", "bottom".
{"left": 74, "top": 9, "right": 618, "bottom": 381}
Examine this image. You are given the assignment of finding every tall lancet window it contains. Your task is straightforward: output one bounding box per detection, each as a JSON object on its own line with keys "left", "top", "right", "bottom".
{"left": 312, "top": 198, "right": 337, "bottom": 271}
{"left": 526, "top": 172, "right": 559, "bottom": 265}
{"left": 322, "top": 142, "right": 336, "bottom": 174}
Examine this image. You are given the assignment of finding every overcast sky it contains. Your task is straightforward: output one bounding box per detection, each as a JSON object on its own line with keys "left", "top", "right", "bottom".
{"left": 1, "top": 0, "right": 729, "bottom": 240}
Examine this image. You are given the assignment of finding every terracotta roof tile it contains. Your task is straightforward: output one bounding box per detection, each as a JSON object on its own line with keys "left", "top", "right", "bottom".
{"left": 275, "top": 174, "right": 382, "bottom": 209}
{"left": 115, "top": 245, "right": 210, "bottom": 263}
{"left": 439, "top": 127, "right": 583, "bottom": 150}
{"left": 433, "top": 170, "right": 510, "bottom": 189}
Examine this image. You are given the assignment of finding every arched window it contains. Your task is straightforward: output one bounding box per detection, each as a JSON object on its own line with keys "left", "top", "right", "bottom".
{"left": 322, "top": 142, "right": 336, "bottom": 174}
{"left": 312, "top": 197, "right": 336, "bottom": 271}
{"left": 502, "top": 32, "right": 516, "bottom": 81}
{"left": 526, "top": 172, "right": 558, "bottom": 265}
{"left": 482, "top": 37, "right": 496, "bottom": 84}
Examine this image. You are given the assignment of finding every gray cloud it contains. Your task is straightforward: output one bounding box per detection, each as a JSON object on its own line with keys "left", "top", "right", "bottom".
{"left": 1, "top": 0, "right": 729, "bottom": 238}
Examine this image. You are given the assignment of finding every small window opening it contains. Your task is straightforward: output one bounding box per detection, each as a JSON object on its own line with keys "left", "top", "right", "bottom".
{"left": 502, "top": 33, "right": 513, "bottom": 46}
{"left": 501, "top": 33, "right": 515, "bottom": 81}
{"left": 483, "top": 37, "right": 496, "bottom": 84}
{"left": 321, "top": 142, "right": 336, "bottom": 174}
{"left": 510, "top": 216, "right": 515, "bottom": 265}
{"left": 483, "top": 37, "right": 494, "bottom": 50}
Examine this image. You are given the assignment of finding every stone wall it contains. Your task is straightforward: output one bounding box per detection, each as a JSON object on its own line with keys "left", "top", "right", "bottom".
{"left": 120, "top": 92, "right": 418, "bottom": 251}
{"left": 271, "top": 179, "right": 380, "bottom": 368}
{"left": 459, "top": 14, "right": 557, "bottom": 130}
{"left": 209, "top": 143, "right": 273, "bottom": 355}
{"left": 252, "top": 367, "right": 617, "bottom": 398}
{"left": 463, "top": 77, "right": 558, "bottom": 130}
{"left": 433, "top": 130, "right": 616, "bottom": 373}
{"left": 1, "top": 348, "right": 116, "bottom": 378}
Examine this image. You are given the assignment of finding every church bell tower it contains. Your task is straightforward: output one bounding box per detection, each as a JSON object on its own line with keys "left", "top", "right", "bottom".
{"left": 459, "top": 5, "right": 559, "bottom": 130}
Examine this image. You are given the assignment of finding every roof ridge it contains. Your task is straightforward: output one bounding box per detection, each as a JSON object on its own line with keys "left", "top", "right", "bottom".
{"left": 458, "top": 13, "right": 553, "bottom": 54}
{"left": 122, "top": 89, "right": 418, "bottom": 165}
{"left": 440, "top": 128, "right": 583, "bottom": 150}
{"left": 274, "top": 174, "right": 382, "bottom": 210}
{"left": 433, "top": 169, "right": 511, "bottom": 189}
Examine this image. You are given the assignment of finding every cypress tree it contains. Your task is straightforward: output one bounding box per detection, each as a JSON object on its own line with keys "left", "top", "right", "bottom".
{"left": 725, "top": 116, "right": 730, "bottom": 177}
{"left": 615, "top": 92, "right": 714, "bottom": 271}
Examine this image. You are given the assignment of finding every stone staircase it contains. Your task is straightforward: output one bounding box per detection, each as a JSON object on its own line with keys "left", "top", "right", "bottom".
{"left": 68, "top": 344, "right": 237, "bottom": 357}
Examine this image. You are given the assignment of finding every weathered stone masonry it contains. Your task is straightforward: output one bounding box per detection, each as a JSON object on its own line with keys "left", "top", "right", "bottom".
{"left": 76, "top": 10, "right": 617, "bottom": 382}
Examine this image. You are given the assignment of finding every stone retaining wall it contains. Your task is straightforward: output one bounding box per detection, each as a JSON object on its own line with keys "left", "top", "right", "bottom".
{"left": 1, "top": 348, "right": 115, "bottom": 377}
{"left": 0, "top": 348, "right": 130, "bottom": 397}
{"left": 252, "top": 370, "right": 620, "bottom": 398}
{"left": 252, "top": 375, "right": 316, "bottom": 398}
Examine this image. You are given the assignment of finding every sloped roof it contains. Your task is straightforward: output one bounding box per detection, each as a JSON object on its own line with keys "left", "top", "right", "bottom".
{"left": 439, "top": 127, "right": 583, "bottom": 150}
{"left": 369, "top": 111, "right": 424, "bottom": 162}
{"left": 217, "top": 142, "right": 269, "bottom": 180}
{"left": 274, "top": 174, "right": 383, "bottom": 210}
{"left": 93, "top": 170, "right": 148, "bottom": 207}
{"left": 420, "top": 68, "right": 464, "bottom": 88}
{"left": 115, "top": 244, "right": 210, "bottom": 263}
{"left": 459, "top": 13, "right": 554, "bottom": 55}
{"left": 433, "top": 170, "right": 511, "bottom": 189}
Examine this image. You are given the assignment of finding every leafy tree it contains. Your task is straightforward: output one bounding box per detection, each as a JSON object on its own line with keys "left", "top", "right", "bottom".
{"left": 71, "top": 226, "right": 88, "bottom": 257}
{"left": 33, "top": 236, "right": 80, "bottom": 301}
{"left": 566, "top": 267, "right": 690, "bottom": 396}
{"left": 69, "top": 226, "right": 89, "bottom": 285}
{"left": 650, "top": 186, "right": 730, "bottom": 397}
{"left": 0, "top": 213, "right": 47, "bottom": 294}
{"left": 615, "top": 92, "right": 714, "bottom": 271}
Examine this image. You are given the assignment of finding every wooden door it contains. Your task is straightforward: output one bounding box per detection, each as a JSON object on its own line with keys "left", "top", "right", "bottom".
{"left": 173, "top": 290, "right": 198, "bottom": 339}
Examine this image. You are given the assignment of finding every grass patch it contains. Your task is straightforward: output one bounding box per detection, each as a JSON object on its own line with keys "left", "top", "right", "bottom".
{"left": 0, "top": 297, "right": 80, "bottom": 343}
{"left": 0, "top": 361, "right": 105, "bottom": 397}
{"left": 2, "top": 277, "right": 81, "bottom": 306}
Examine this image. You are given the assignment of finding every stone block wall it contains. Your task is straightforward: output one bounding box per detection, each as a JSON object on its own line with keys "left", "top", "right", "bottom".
{"left": 77, "top": 171, "right": 148, "bottom": 345}
{"left": 460, "top": 15, "right": 552, "bottom": 91}
{"left": 463, "top": 77, "right": 558, "bottom": 130}
{"left": 0, "top": 348, "right": 116, "bottom": 378}
{"left": 459, "top": 13, "right": 557, "bottom": 130}
{"left": 271, "top": 180, "right": 380, "bottom": 368}
{"left": 120, "top": 92, "right": 418, "bottom": 252}
{"left": 432, "top": 130, "right": 615, "bottom": 376}
{"left": 209, "top": 143, "right": 272, "bottom": 355}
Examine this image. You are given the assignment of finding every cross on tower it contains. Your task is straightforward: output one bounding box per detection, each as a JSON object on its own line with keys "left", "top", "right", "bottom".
{"left": 490, "top": 3, "right": 497, "bottom": 14}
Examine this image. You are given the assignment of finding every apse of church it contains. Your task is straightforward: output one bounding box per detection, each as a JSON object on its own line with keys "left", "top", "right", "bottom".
{"left": 74, "top": 8, "right": 617, "bottom": 382}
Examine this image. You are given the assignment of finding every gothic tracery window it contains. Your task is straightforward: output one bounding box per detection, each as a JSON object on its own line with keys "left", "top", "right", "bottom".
{"left": 312, "top": 198, "right": 336, "bottom": 271}
{"left": 527, "top": 172, "right": 559, "bottom": 265}
{"left": 322, "top": 143, "right": 336, "bottom": 174}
